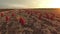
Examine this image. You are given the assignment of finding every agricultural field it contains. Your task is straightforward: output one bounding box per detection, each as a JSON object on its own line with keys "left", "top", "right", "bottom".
{"left": 0, "top": 9, "right": 60, "bottom": 34}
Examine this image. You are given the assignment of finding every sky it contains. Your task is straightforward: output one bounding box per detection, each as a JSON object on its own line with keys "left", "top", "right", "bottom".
{"left": 0, "top": 0, "right": 60, "bottom": 9}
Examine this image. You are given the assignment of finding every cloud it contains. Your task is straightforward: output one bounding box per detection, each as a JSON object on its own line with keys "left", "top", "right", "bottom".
{"left": 0, "top": 3, "right": 29, "bottom": 9}
{"left": 7, "top": 4, "right": 29, "bottom": 8}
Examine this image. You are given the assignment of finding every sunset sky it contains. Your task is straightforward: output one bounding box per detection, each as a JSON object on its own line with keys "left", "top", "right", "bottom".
{"left": 0, "top": 0, "right": 60, "bottom": 8}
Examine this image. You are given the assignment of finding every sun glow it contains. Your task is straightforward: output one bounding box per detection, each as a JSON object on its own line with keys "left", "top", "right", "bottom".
{"left": 35, "top": 0, "right": 60, "bottom": 8}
